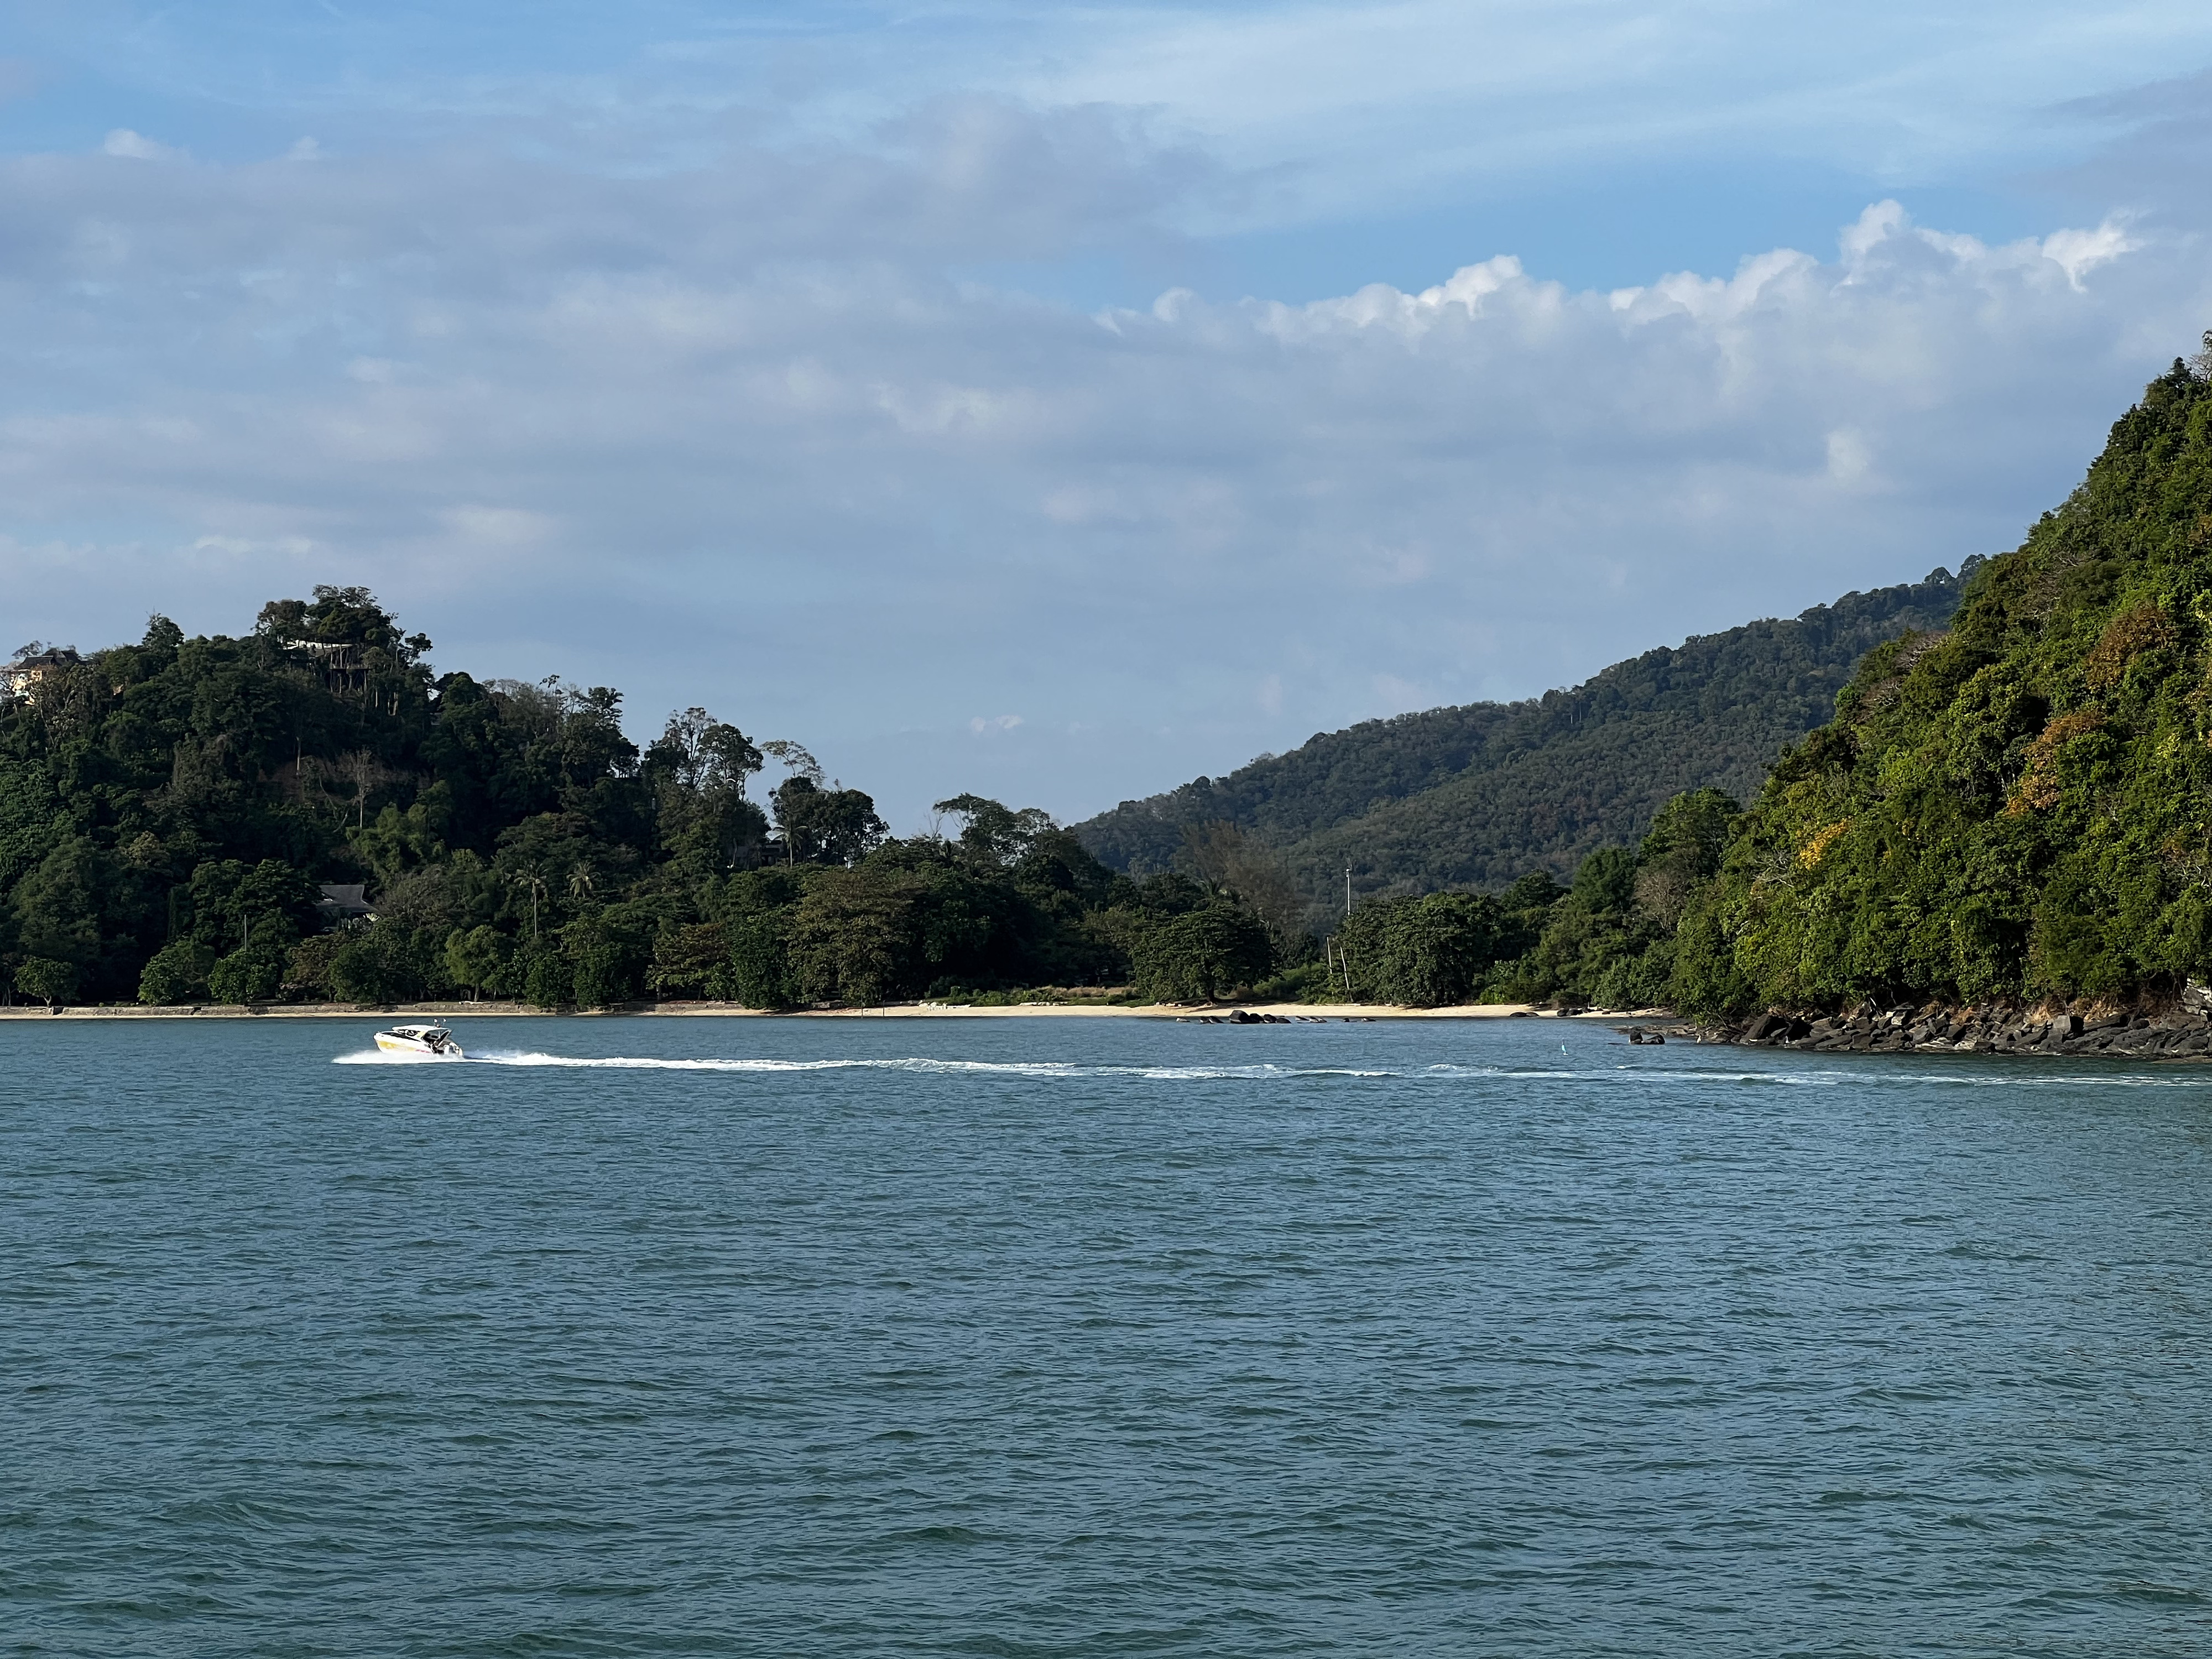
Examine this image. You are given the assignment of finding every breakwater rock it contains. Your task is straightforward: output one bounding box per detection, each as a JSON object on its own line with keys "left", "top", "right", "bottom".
{"left": 1728, "top": 987, "right": 2212, "bottom": 1060}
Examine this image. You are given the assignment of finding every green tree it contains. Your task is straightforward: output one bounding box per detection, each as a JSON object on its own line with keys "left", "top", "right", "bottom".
{"left": 1178, "top": 820, "right": 1312, "bottom": 958}
{"left": 138, "top": 940, "right": 214, "bottom": 1004}
{"left": 565, "top": 907, "right": 649, "bottom": 1008}
{"left": 1337, "top": 890, "right": 1509, "bottom": 1007}
{"left": 284, "top": 935, "right": 344, "bottom": 1001}
{"left": 328, "top": 936, "right": 396, "bottom": 1004}
{"left": 186, "top": 859, "right": 321, "bottom": 956}
{"left": 647, "top": 922, "right": 727, "bottom": 999}
{"left": 515, "top": 938, "right": 573, "bottom": 1010}
{"left": 445, "top": 925, "right": 512, "bottom": 1000}
{"left": 1131, "top": 902, "right": 1273, "bottom": 1001}
{"left": 1634, "top": 788, "right": 1740, "bottom": 928}
{"left": 645, "top": 709, "right": 768, "bottom": 878}
{"left": 935, "top": 793, "right": 1053, "bottom": 863}
{"left": 786, "top": 870, "right": 920, "bottom": 1005}
{"left": 773, "top": 777, "right": 887, "bottom": 866}
{"left": 12, "top": 839, "right": 110, "bottom": 991}
{"left": 723, "top": 910, "right": 795, "bottom": 1009}
{"left": 207, "top": 947, "right": 284, "bottom": 1005}
{"left": 354, "top": 800, "right": 447, "bottom": 885}
{"left": 15, "top": 956, "right": 76, "bottom": 1006}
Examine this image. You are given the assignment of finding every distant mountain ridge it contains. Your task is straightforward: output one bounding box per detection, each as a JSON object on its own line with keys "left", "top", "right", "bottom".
{"left": 1075, "top": 567, "right": 1972, "bottom": 919}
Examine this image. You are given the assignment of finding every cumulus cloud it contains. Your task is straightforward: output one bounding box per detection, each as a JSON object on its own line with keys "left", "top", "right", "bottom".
{"left": 100, "top": 128, "right": 177, "bottom": 160}
{"left": 2041, "top": 221, "right": 2141, "bottom": 288}
{"left": 0, "top": 96, "right": 2208, "bottom": 823}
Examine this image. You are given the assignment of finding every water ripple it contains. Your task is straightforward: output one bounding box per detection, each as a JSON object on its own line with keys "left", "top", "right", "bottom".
{"left": 6, "top": 1015, "right": 2212, "bottom": 1655}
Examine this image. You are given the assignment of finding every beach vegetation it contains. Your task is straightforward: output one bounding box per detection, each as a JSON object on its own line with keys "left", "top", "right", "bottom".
{"left": 14, "top": 955, "right": 76, "bottom": 1007}
{"left": 137, "top": 940, "right": 214, "bottom": 1005}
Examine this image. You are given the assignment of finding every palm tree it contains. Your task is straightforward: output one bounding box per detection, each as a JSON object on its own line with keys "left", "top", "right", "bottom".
{"left": 511, "top": 870, "right": 547, "bottom": 940}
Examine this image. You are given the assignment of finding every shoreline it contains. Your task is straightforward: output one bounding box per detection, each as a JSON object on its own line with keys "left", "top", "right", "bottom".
{"left": 1731, "top": 999, "right": 2212, "bottom": 1060}
{"left": 0, "top": 999, "right": 1646, "bottom": 1023}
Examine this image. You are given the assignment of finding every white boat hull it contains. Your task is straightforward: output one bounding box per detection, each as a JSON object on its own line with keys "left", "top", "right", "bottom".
{"left": 374, "top": 1031, "right": 464, "bottom": 1058}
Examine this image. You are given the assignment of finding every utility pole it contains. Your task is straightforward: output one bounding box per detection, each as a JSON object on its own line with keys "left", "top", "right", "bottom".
{"left": 1340, "top": 866, "right": 1355, "bottom": 1000}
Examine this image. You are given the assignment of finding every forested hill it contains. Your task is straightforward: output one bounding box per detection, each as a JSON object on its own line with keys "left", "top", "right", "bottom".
{"left": 1075, "top": 569, "right": 1969, "bottom": 910}
{"left": 1676, "top": 351, "right": 2212, "bottom": 1015}
{"left": 0, "top": 589, "right": 1303, "bottom": 1010}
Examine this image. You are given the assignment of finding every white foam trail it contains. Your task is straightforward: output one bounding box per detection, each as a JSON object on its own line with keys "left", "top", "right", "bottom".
{"left": 333, "top": 1050, "right": 1426, "bottom": 1078}
{"left": 330, "top": 1042, "right": 2212, "bottom": 1088}
{"left": 326, "top": 1051, "right": 1862, "bottom": 1087}
{"left": 465, "top": 1053, "right": 1407, "bottom": 1080}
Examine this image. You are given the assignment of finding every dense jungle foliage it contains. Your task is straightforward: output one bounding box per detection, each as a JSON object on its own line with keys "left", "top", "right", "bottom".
{"left": 0, "top": 591, "right": 1291, "bottom": 1009}
{"left": 1666, "top": 351, "right": 2212, "bottom": 1017}
{"left": 1076, "top": 568, "right": 1966, "bottom": 924}
{"left": 1302, "top": 787, "right": 1742, "bottom": 1010}
{"left": 0, "top": 581, "right": 1810, "bottom": 1014}
{"left": 0, "top": 580, "right": 1955, "bottom": 1016}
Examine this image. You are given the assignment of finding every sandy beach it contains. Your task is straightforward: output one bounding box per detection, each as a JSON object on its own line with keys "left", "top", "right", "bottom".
{"left": 0, "top": 999, "right": 1644, "bottom": 1022}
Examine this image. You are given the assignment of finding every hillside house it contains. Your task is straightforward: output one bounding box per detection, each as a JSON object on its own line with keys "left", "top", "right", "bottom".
{"left": 1, "top": 647, "right": 81, "bottom": 702}
{"left": 316, "top": 884, "right": 374, "bottom": 923}
{"left": 284, "top": 639, "right": 370, "bottom": 697}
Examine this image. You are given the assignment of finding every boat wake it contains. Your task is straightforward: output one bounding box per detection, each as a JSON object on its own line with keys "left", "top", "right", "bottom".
{"left": 335, "top": 1051, "right": 1411, "bottom": 1078}
{"left": 335, "top": 1048, "right": 2212, "bottom": 1089}
{"left": 328, "top": 1052, "right": 1861, "bottom": 1086}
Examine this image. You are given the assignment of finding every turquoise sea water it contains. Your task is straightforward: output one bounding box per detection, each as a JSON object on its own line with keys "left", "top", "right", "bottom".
{"left": 4, "top": 1015, "right": 2211, "bottom": 1657}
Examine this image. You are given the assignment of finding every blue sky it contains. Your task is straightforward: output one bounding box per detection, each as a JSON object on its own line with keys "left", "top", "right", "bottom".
{"left": 4, "top": 2, "right": 2212, "bottom": 825}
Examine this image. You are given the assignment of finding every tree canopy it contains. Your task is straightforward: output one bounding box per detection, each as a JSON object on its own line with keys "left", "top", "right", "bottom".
{"left": 0, "top": 592, "right": 1297, "bottom": 1009}
{"left": 1670, "top": 354, "right": 2212, "bottom": 1015}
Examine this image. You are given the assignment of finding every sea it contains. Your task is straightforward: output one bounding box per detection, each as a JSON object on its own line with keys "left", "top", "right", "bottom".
{"left": 4, "top": 1013, "right": 2210, "bottom": 1657}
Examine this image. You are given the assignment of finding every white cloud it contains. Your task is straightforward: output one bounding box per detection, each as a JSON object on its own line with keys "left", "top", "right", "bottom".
{"left": 1825, "top": 430, "right": 1875, "bottom": 486}
{"left": 191, "top": 534, "right": 318, "bottom": 558}
{"left": 101, "top": 128, "right": 176, "bottom": 161}
{"left": 2042, "top": 220, "right": 2141, "bottom": 288}
{"left": 0, "top": 103, "right": 2206, "bottom": 825}
{"left": 1006, "top": 0, "right": 2212, "bottom": 231}
{"left": 441, "top": 505, "right": 557, "bottom": 548}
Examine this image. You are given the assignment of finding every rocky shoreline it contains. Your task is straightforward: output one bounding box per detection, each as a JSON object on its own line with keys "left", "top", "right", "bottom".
{"left": 1716, "top": 988, "right": 2212, "bottom": 1060}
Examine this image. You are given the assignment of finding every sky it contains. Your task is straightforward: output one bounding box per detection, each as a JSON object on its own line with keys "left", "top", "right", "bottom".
{"left": 3, "top": 3, "right": 2212, "bottom": 829}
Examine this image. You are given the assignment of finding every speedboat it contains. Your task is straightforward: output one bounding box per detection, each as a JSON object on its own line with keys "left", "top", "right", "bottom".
{"left": 373, "top": 1023, "right": 464, "bottom": 1058}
